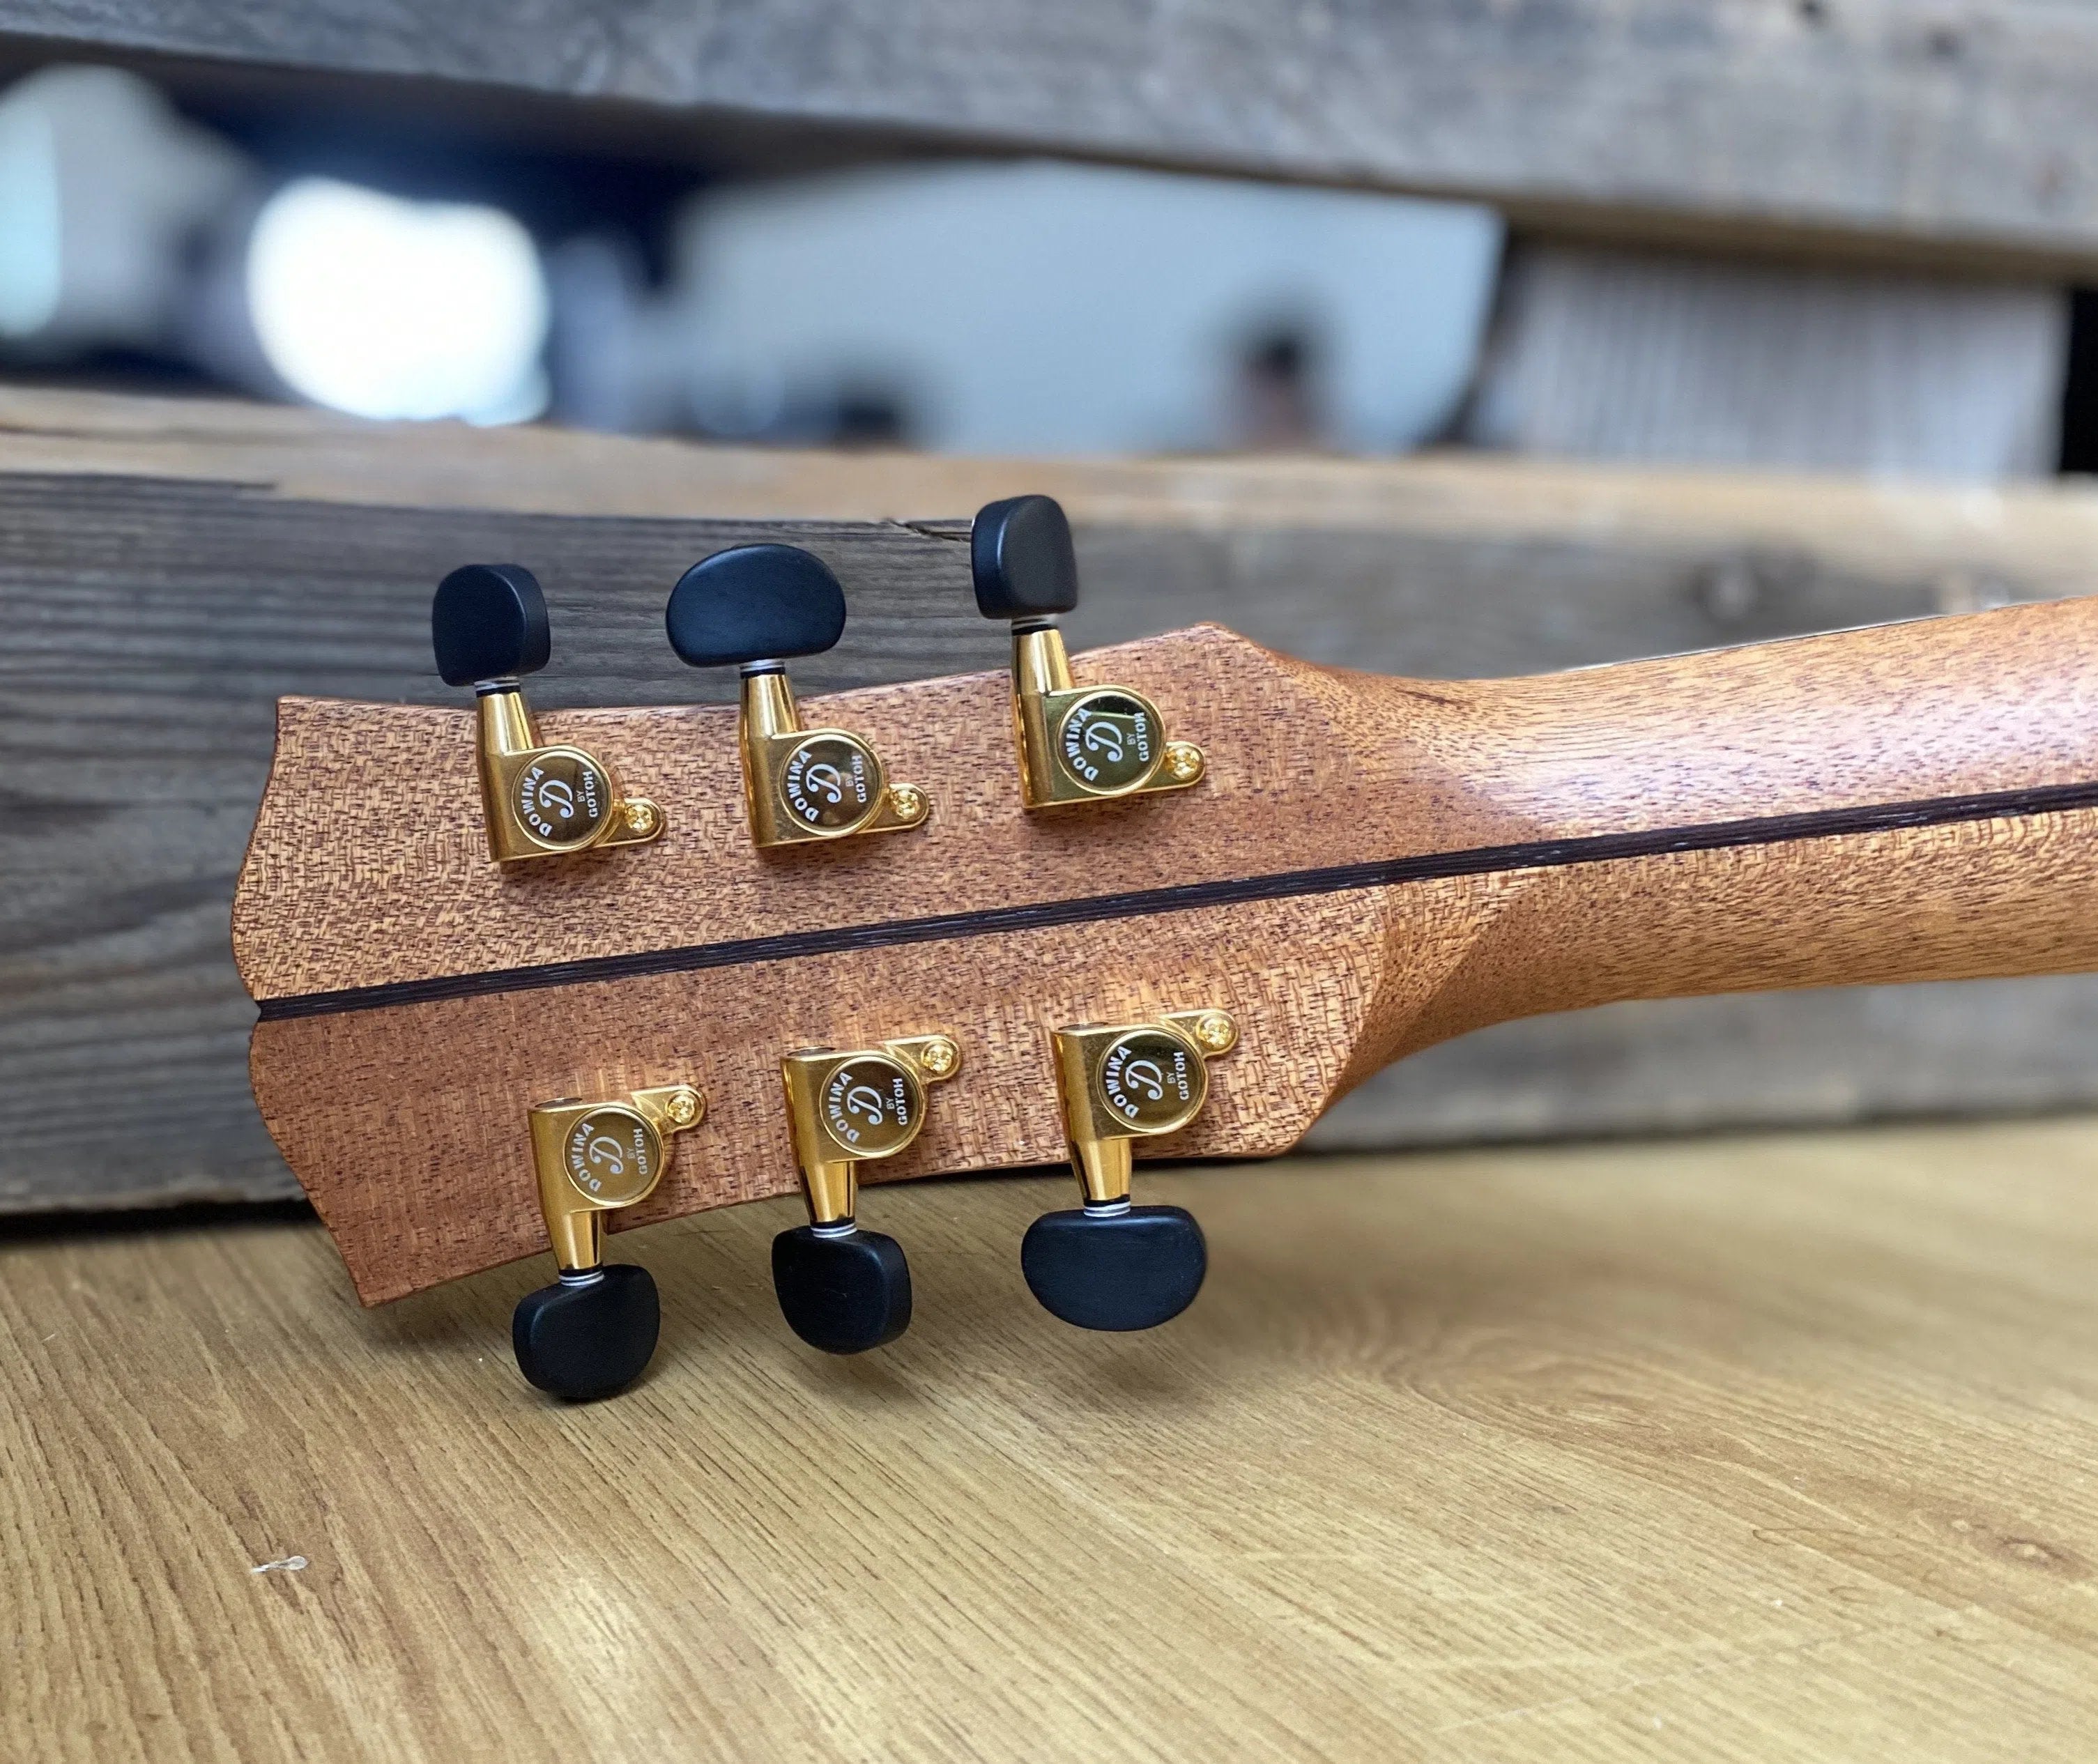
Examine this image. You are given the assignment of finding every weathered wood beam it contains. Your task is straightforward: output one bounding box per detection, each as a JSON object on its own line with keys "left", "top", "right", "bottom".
{"left": 1463, "top": 244, "right": 2071, "bottom": 478}
{"left": 6, "top": 2, "right": 2098, "bottom": 273}
{"left": 6, "top": 386, "right": 2098, "bottom": 1211}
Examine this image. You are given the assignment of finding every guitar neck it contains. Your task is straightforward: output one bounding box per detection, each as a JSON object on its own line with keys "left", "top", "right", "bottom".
{"left": 1340, "top": 595, "right": 2098, "bottom": 1068}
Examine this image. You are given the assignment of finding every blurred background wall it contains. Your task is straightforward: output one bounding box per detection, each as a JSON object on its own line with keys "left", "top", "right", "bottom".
{"left": 0, "top": 56, "right": 2081, "bottom": 476}
{"left": 0, "top": 63, "right": 1508, "bottom": 450}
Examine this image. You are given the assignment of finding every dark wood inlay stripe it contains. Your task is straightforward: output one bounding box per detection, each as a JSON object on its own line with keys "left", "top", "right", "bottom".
{"left": 256, "top": 779, "right": 2098, "bottom": 1021}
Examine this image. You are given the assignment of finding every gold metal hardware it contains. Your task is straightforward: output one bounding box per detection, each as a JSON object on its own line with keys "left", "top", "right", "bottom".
{"left": 1008, "top": 623, "right": 1205, "bottom": 809}
{"left": 527, "top": 1084, "right": 705, "bottom": 1274}
{"left": 1050, "top": 1011, "right": 1238, "bottom": 1207}
{"left": 779, "top": 1034, "right": 962, "bottom": 1227}
{"left": 740, "top": 666, "right": 931, "bottom": 848}
{"left": 475, "top": 686, "right": 664, "bottom": 865}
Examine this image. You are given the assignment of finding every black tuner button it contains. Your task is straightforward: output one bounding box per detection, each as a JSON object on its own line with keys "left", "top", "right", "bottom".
{"left": 511, "top": 1264, "right": 660, "bottom": 1402}
{"left": 1020, "top": 1204, "right": 1207, "bottom": 1332}
{"left": 772, "top": 1225, "right": 912, "bottom": 1354}
{"left": 433, "top": 562, "right": 552, "bottom": 687}
{"left": 972, "top": 495, "right": 1079, "bottom": 621}
{"left": 666, "top": 544, "right": 848, "bottom": 669}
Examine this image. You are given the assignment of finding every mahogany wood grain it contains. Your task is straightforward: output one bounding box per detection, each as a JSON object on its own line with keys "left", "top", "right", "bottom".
{"left": 1358, "top": 808, "right": 2098, "bottom": 1082}
{"left": 235, "top": 604, "right": 2098, "bottom": 1001}
{"left": 252, "top": 890, "right": 1407, "bottom": 1303}
{"left": 236, "top": 600, "right": 2098, "bottom": 1301}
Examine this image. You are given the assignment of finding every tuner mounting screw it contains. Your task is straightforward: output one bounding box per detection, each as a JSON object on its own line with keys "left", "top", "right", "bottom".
{"left": 914, "top": 1034, "right": 960, "bottom": 1080}
{"left": 662, "top": 1087, "right": 703, "bottom": 1128}
{"left": 624, "top": 800, "right": 661, "bottom": 838}
{"left": 887, "top": 783, "right": 928, "bottom": 826}
{"left": 1163, "top": 742, "right": 1206, "bottom": 785}
{"left": 1190, "top": 1010, "right": 1238, "bottom": 1054}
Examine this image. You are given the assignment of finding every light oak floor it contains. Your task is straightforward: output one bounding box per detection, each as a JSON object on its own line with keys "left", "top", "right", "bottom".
{"left": 6, "top": 1122, "right": 2098, "bottom": 1762}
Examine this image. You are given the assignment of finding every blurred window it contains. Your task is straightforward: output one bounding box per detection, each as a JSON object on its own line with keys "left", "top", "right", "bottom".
{"left": 246, "top": 177, "right": 548, "bottom": 423}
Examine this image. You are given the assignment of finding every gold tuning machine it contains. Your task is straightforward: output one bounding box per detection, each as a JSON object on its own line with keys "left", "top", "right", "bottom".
{"left": 512, "top": 1083, "right": 705, "bottom": 1402}
{"left": 972, "top": 496, "right": 1204, "bottom": 809}
{"left": 737, "top": 666, "right": 931, "bottom": 848}
{"left": 666, "top": 544, "right": 931, "bottom": 849}
{"left": 779, "top": 1035, "right": 960, "bottom": 1231}
{"left": 1050, "top": 1011, "right": 1238, "bottom": 1209}
{"left": 527, "top": 1084, "right": 705, "bottom": 1276}
{"left": 434, "top": 564, "right": 665, "bottom": 866}
{"left": 772, "top": 1034, "right": 961, "bottom": 1353}
{"left": 1023, "top": 1009, "right": 1238, "bottom": 1333}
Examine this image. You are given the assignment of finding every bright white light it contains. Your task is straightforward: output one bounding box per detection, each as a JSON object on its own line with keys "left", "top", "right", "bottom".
{"left": 247, "top": 177, "right": 549, "bottom": 423}
{"left": 0, "top": 97, "right": 61, "bottom": 338}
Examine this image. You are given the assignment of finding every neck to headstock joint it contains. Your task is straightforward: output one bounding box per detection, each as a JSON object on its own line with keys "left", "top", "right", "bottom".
{"left": 1325, "top": 598, "right": 2098, "bottom": 1070}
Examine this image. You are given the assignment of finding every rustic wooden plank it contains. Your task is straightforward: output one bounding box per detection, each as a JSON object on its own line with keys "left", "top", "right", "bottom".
{"left": 1321, "top": 976, "right": 2098, "bottom": 1151}
{"left": 9, "top": 2, "right": 2098, "bottom": 271}
{"left": 8, "top": 387, "right": 2098, "bottom": 1211}
{"left": 1464, "top": 243, "right": 2071, "bottom": 477}
{"left": 9, "top": 1126, "right": 2098, "bottom": 1759}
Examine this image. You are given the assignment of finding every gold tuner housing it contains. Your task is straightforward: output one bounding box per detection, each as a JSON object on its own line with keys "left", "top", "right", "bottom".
{"left": 974, "top": 487, "right": 1201, "bottom": 808}
{"left": 1051, "top": 1011, "right": 1239, "bottom": 1206}
{"left": 478, "top": 688, "right": 664, "bottom": 864}
{"left": 666, "top": 544, "right": 931, "bottom": 850}
{"left": 740, "top": 666, "right": 931, "bottom": 849}
{"left": 527, "top": 1084, "right": 705, "bottom": 1275}
{"left": 1011, "top": 625, "right": 1206, "bottom": 810}
{"left": 779, "top": 1035, "right": 962, "bottom": 1227}
{"left": 435, "top": 562, "right": 664, "bottom": 866}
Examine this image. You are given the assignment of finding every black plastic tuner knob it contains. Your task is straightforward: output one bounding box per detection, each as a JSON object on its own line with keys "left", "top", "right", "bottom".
{"left": 434, "top": 562, "right": 553, "bottom": 687}
{"left": 772, "top": 1225, "right": 913, "bottom": 1354}
{"left": 1020, "top": 1204, "right": 1207, "bottom": 1332}
{"left": 511, "top": 1263, "right": 661, "bottom": 1402}
{"left": 972, "top": 495, "right": 1080, "bottom": 621}
{"left": 666, "top": 544, "right": 849, "bottom": 668}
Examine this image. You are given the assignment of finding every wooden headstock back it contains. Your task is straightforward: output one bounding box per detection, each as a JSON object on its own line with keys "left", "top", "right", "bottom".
{"left": 237, "top": 594, "right": 2098, "bottom": 1304}
{"left": 237, "top": 624, "right": 1430, "bottom": 1302}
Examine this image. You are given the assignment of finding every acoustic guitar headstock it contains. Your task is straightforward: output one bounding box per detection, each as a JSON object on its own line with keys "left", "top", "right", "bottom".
{"left": 236, "top": 494, "right": 1454, "bottom": 1399}
{"left": 237, "top": 484, "right": 2098, "bottom": 1398}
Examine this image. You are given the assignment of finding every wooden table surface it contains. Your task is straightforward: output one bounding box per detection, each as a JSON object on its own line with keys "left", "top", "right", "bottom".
{"left": 6, "top": 1122, "right": 2098, "bottom": 1761}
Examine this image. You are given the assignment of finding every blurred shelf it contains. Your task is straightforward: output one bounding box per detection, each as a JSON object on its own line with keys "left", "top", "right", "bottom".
{"left": 7, "top": 3, "right": 2098, "bottom": 274}
{"left": 8, "top": 1125, "right": 2098, "bottom": 1760}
